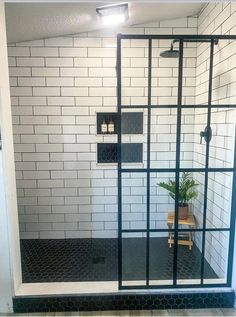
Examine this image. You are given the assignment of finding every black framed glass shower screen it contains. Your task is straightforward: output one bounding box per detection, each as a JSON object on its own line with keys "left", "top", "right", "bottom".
{"left": 117, "top": 34, "right": 236, "bottom": 290}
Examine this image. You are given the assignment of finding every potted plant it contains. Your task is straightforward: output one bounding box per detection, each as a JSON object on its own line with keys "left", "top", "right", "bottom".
{"left": 158, "top": 172, "right": 199, "bottom": 220}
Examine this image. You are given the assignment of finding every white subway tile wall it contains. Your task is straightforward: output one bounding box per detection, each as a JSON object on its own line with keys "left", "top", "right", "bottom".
{"left": 192, "top": 2, "right": 236, "bottom": 279}
{"left": 8, "top": 17, "right": 197, "bottom": 240}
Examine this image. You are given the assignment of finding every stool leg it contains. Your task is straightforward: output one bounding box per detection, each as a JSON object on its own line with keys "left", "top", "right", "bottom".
{"left": 168, "top": 224, "right": 172, "bottom": 248}
{"left": 189, "top": 231, "right": 192, "bottom": 251}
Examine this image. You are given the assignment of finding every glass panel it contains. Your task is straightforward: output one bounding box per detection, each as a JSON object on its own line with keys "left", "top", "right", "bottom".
{"left": 122, "top": 173, "right": 146, "bottom": 231}
{"left": 151, "top": 39, "right": 178, "bottom": 105}
{"left": 180, "top": 108, "right": 208, "bottom": 168}
{"left": 182, "top": 41, "right": 197, "bottom": 106}
{"left": 121, "top": 39, "right": 148, "bottom": 106}
{"left": 195, "top": 41, "right": 211, "bottom": 105}
{"left": 122, "top": 232, "right": 146, "bottom": 286}
{"left": 209, "top": 108, "right": 236, "bottom": 168}
{"left": 150, "top": 108, "right": 177, "bottom": 168}
{"left": 121, "top": 108, "right": 147, "bottom": 169}
{"left": 150, "top": 172, "right": 176, "bottom": 230}
{"left": 203, "top": 231, "right": 229, "bottom": 284}
{"left": 149, "top": 232, "right": 173, "bottom": 286}
{"left": 206, "top": 172, "right": 233, "bottom": 229}
{"left": 177, "top": 231, "right": 202, "bottom": 285}
{"left": 212, "top": 39, "right": 236, "bottom": 106}
{"left": 192, "top": 171, "right": 205, "bottom": 229}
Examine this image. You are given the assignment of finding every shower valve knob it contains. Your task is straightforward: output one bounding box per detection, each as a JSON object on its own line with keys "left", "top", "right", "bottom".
{"left": 200, "top": 126, "right": 212, "bottom": 144}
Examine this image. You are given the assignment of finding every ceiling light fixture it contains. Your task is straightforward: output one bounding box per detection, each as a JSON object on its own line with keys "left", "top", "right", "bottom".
{"left": 96, "top": 3, "right": 129, "bottom": 26}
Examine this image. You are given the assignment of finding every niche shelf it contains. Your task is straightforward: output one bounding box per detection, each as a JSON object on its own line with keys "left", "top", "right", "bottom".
{"left": 97, "top": 143, "right": 143, "bottom": 164}
{"left": 97, "top": 112, "right": 143, "bottom": 135}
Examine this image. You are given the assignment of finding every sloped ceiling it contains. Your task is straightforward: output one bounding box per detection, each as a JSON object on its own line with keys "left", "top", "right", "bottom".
{"left": 5, "top": 2, "right": 203, "bottom": 44}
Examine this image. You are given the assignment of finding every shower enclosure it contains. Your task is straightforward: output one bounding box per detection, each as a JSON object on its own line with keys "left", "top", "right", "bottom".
{"left": 117, "top": 34, "right": 236, "bottom": 289}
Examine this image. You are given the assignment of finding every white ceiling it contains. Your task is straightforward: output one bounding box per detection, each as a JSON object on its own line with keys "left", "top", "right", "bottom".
{"left": 5, "top": 2, "right": 204, "bottom": 44}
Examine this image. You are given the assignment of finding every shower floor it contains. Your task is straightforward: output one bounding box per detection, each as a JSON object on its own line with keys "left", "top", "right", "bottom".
{"left": 20, "top": 238, "right": 218, "bottom": 283}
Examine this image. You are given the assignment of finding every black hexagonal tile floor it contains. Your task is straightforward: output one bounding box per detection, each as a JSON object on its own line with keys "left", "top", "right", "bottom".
{"left": 20, "top": 237, "right": 218, "bottom": 283}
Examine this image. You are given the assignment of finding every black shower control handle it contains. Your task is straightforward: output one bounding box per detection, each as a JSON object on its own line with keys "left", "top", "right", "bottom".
{"left": 200, "top": 126, "right": 212, "bottom": 144}
{"left": 200, "top": 131, "right": 204, "bottom": 144}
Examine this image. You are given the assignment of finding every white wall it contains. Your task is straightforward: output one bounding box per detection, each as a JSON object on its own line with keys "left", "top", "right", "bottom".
{"left": 8, "top": 17, "right": 197, "bottom": 239}
{"left": 192, "top": 2, "right": 236, "bottom": 280}
{"left": 0, "top": 3, "right": 21, "bottom": 313}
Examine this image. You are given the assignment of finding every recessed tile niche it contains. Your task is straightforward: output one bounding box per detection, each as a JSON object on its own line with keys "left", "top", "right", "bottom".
{"left": 97, "top": 112, "right": 143, "bottom": 164}
{"left": 97, "top": 143, "right": 143, "bottom": 164}
{"left": 97, "top": 112, "right": 143, "bottom": 135}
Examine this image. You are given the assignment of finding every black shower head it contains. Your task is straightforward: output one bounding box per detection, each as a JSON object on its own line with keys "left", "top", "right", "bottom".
{"left": 160, "top": 48, "right": 179, "bottom": 58}
{"left": 160, "top": 41, "right": 179, "bottom": 58}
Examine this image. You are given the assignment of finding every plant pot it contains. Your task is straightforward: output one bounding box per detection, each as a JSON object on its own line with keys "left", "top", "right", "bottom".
{"left": 178, "top": 205, "right": 188, "bottom": 220}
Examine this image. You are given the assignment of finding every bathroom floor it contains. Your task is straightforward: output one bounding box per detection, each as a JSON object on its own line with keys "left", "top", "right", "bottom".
{"left": 20, "top": 238, "right": 217, "bottom": 283}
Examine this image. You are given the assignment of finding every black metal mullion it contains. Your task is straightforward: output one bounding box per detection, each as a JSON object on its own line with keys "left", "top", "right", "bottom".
{"left": 200, "top": 39, "right": 215, "bottom": 285}
{"left": 121, "top": 104, "right": 236, "bottom": 109}
{"left": 119, "top": 34, "right": 236, "bottom": 40}
{"left": 145, "top": 38, "right": 152, "bottom": 286}
{"left": 122, "top": 228, "right": 231, "bottom": 233}
{"left": 227, "top": 126, "right": 236, "bottom": 285}
{"left": 117, "top": 34, "right": 122, "bottom": 289}
{"left": 121, "top": 167, "right": 235, "bottom": 173}
{"left": 173, "top": 39, "right": 184, "bottom": 285}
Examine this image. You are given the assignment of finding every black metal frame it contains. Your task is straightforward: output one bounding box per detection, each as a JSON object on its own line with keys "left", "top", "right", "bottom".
{"left": 117, "top": 34, "right": 236, "bottom": 290}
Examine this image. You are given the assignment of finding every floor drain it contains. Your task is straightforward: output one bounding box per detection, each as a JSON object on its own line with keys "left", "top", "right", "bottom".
{"left": 92, "top": 256, "right": 106, "bottom": 264}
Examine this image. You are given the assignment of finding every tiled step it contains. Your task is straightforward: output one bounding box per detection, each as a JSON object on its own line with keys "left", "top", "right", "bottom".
{"left": 13, "top": 290, "right": 235, "bottom": 313}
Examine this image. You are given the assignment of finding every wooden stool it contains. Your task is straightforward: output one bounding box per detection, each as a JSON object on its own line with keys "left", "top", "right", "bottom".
{"left": 167, "top": 212, "right": 196, "bottom": 251}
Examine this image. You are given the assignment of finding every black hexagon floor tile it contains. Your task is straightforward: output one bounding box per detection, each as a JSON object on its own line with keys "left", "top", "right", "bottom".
{"left": 20, "top": 237, "right": 218, "bottom": 283}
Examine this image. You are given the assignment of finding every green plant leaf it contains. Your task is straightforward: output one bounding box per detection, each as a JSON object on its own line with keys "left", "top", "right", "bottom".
{"left": 157, "top": 172, "right": 199, "bottom": 205}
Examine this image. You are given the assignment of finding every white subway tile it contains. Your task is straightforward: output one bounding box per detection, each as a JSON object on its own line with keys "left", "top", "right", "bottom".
{"left": 20, "top": 116, "right": 47, "bottom": 125}
{"left": 50, "top": 153, "right": 76, "bottom": 161}
{"left": 75, "top": 77, "right": 102, "bottom": 87}
{"left": 32, "top": 67, "right": 60, "bottom": 77}
{"left": 33, "top": 87, "right": 60, "bottom": 96}
{"left": 74, "top": 37, "right": 101, "bottom": 47}
{"left": 59, "top": 47, "right": 87, "bottom": 57}
{"left": 61, "top": 87, "right": 88, "bottom": 96}
{"left": 46, "top": 58, "right": 73, "bottom": 67}
{"left": 21, "top": 135, "right": 48, "bottom": 144}
{"left": 37, "top": 162, "right": 63, "bottom": 170}
{"left": 31, "top": 47, "right": 59, "bottom": 56}
{"left": 23, "top": 170, "right": 50, "bottom": 179}
{"left": 48, "top": 116, "right": 75, "bottom": 125}
{"left": 89, "top": 87, "right": 116, "bottom": 96}
{"left": 22, "top": 152, "right": 49, "bottom": 162}
{"left": 38, "top": 179, "right": 64, "bottom": 188}
{"left": 47, "top": 96, "right": 75, "bottom": 106}
{"left": 34, "top": 125, "right": 62, "bottom": 134}
{"left": 46, "top": 77, "right": 74, "bottom": 87}
{"left": 34, "top": 106, "right": 61, "bottom": 116}
{"left": 9, "top": 67, "right": 31, "bottom": 77}
{"left": 8, "top": 47, "right": 30, "bottom": 56}
{"left": 62, "top": 107, "right": 89, "bottom": 116}
{"left": 49, "top": 134, "right": 75, "bottom": 144}
{"left": 10, "top": 87, "right": 32, "bottom": 96}
{"left": 64, "top": 144, "right": 90, "bottom": 152}
{"left": 14, "top": 144, "right": 35, "bottom": 152}
{"left": 12, "top": 106, "right": 33, "bottom": 115}
{"left": 19, "top": 96, "right": 46, "bottom": 105}
{"left": 36, "top": 144, "right": 63, "bottom": 152}
{"left": 89, "top": 67, "right": 115, "bottom": 77}
{"left": 17, "top": 57, "right": 44, "bottom": 67}
{"left": 45, "top": 37, "right": 73, "bottom": 47}
{"left": 74, "top": 57, "right": 102, "bottom": 67}
{"left": 60, "top": 67, "right": 88, "bottom": 77}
